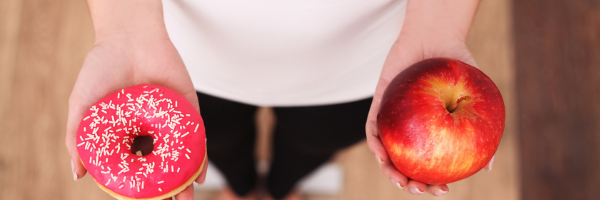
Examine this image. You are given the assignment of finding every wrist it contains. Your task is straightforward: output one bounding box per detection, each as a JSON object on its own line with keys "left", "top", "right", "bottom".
{"left": 401, "top": 0, "right": 479, "bottom": 43}
{"left": 87, "top": 0, "right": 168, "bottom": 44}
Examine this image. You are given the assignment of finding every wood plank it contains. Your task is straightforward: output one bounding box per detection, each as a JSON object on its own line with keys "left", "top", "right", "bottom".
{"left": 513, "top": 0, "right": 600, "bottom": 199}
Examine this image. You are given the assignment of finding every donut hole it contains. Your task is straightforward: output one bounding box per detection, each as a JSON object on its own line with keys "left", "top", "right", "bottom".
{"left": 131, "top": 135, "right": 154, "bottom": 156}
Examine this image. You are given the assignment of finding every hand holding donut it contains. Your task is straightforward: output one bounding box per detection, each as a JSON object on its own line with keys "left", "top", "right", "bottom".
{"left": 65, "top": 2, "right": 207, "bottom": 199}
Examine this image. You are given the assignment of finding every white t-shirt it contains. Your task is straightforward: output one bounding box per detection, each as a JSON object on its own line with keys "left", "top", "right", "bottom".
{"left": 163, "top": 0, "right": 407, "bottom": 106}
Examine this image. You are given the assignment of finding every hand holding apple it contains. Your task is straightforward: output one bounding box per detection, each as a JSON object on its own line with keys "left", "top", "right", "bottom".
{"left": 365, "top": 48, "right": 499, "bottom": 195}
{"left": 364, "top": 41, "right": 491, "bottom": 195}
{"left": 377, "top": 58, "right": 504, "bottom": 185}
{"left": 365, "top": 0, "right": 488, "bottom": 195}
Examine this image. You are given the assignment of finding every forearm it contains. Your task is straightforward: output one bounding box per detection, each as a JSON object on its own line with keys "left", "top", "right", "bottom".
{"left": 401, "top": 0, "right": 479, "bottom": 42}
{"left": 87, "top": 0, "right": 168, "bottom": 43}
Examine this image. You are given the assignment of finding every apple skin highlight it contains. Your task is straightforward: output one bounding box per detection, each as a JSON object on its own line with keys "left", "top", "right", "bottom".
{"left": 377, "top": 58, "right": 505, "bottom": 185}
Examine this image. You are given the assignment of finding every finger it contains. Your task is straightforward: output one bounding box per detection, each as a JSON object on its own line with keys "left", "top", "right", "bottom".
{"left": 195, "top": 155, "right": 209, "bottom": 184}
{"left": 404, "top": 180, "right": 427, "bottom": 195}
{"left": 365, "top": 101, "right": 389, "bottom": 162}
{"left": 378, "top": 159, "right": 408, "bottom": 190}
{"left": 174, "top": 184, "right": 194, "bottom": 200}
{"left": 66, "top": 93, "right": 91, "bottom": 181}
{"left": 427, "top": 184, "right": 449, "bottom": 196}
{"left": 484, "top": 154, "right": 496, "bottom": 172}
{"left": 366, "top": 102, "right": 410, "bottom": 190}
{"left": 365, "top": 122, "right": 388, "bottom": 163}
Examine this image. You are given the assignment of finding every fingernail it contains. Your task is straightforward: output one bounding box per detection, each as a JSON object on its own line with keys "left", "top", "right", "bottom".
{"left": 71, "top": 160, "right": 78, "bottom": 181}
{"left": 487, "top": 155, "right": 495, "bottom": 173}
{"left": 410, "top": 187, "right": 424, "bottom": 195}
{"left": 434, "top": 189, "right": 448, "bottom": 196}
{"left": 376, "top": 156, "right": 384, "bottom": 164}
{"left": 390, "top": 178, "right": 403, "bottom": 189}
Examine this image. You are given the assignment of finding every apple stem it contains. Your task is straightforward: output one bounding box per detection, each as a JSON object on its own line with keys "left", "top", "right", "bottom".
{"left": 447, "top": 96, "right": 471, "bottom": 113}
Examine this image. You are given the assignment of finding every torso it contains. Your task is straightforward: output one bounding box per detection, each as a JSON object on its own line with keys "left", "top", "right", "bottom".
{"left": 163, "top": 0, "right": 407, "bottom": 106}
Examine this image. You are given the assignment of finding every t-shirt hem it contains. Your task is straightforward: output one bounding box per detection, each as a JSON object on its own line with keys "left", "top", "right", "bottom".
{"left": 194, "top": 86, "right": 375, "bottom": 107}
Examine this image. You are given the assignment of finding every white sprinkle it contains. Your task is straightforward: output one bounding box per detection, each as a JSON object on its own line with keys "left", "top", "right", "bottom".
{"left": 186, "top": 148, "right": 191, "bottom": 153}
{"left": 158, "top": 181, "right": 164, "bottom": 184}
{"left": 177, "top": 168, "right": 180, "bottom": 173}
{"left": 105, "top": 179, "right": 111, "bottom": 186}
{"left": 181, "top": 132, "right": 189, "bottom": 138}
{"left": 185, "top": 154, "right": 190, "bottom": 159}
{"left": 158, "top": 188, "right": 162, "bottom": 192}
{"left": 118, "top": 93, "right": 120, "bottom": 99}
{"left": 194, "top": 124, "right": 199, "bottom": 132}
{"left": 77, "top": 142, "right": 85, "bottom": 147}
{"left": 119, "top": 185, "right": 124, "bottom": 189}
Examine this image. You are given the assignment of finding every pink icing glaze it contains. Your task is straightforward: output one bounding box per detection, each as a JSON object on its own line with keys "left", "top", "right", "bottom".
{"left": 76, "top": 84, "right": 206, "bottom": 199}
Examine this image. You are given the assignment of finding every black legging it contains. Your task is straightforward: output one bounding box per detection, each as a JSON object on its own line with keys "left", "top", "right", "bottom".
{"left": 197, "top": 92, "right": 371, "bottom": 199}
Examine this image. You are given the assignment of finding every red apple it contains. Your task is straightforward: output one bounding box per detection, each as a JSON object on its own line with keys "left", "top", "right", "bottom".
{"left": 377, "top": 58, "right": 505, "bottom": 185}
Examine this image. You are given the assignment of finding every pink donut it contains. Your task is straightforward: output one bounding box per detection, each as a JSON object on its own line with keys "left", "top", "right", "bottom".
{"left": 76, "top": 84, "right": 206, "bottom": 199}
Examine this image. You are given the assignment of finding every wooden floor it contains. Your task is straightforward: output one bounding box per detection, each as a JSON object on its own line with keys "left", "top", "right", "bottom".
{"left": 0, "top": 0, "right": 518, "bottom": 199}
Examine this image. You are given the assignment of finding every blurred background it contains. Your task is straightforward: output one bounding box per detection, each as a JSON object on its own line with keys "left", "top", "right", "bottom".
{"left": 0, "top": 0, "right": 598, "bottom": 199}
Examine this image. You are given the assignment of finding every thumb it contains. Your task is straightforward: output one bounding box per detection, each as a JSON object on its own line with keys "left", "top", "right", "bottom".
{"left": 195, "top": 154, "right": 209, "bottom": 185}
{"left": 65, "top": 92, "right": 91, "bottom": 181}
